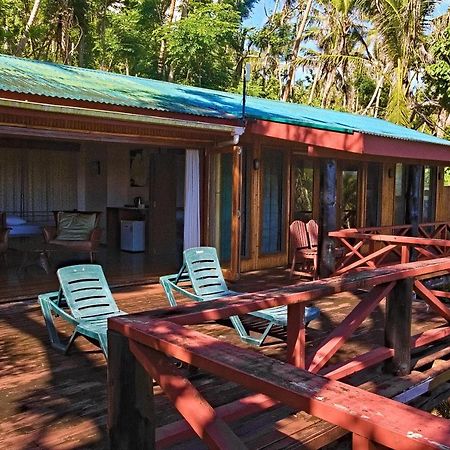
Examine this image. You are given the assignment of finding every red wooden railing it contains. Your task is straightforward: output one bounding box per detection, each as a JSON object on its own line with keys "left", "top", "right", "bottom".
{"left": 330, "top": 224, "right": 450, "bottom": 276}
{"left": 108, "top": 258, "right": 450, "bottom": 449}
{"left": 336, "top": 221, "right": 450, "bottom": 240}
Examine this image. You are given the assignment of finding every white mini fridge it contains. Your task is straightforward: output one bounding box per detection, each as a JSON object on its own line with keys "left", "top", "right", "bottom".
{"left": 121, "top": 220, "right": 145, "bottom": 252}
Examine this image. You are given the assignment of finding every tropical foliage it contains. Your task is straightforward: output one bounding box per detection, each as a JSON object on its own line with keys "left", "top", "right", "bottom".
{"left": 1, "top": 0, "right": 449, "bottom": 134}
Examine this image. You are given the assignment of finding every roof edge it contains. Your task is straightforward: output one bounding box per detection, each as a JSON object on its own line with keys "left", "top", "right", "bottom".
{"left": 0, "top": 97, "right": 243, "bottom": 135}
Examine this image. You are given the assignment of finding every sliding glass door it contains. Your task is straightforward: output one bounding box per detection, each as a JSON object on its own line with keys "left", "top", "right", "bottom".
{"left": 260, "top": 148, "right": 286, "bottom": 255}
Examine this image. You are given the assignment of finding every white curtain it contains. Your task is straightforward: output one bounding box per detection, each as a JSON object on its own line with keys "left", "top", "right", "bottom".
{"left": 184, "top": 149, "right": 200, "bottom": 250}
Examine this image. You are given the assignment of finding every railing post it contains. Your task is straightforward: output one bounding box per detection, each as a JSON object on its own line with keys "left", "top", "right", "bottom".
{"left": 108, "top": 330, "right": 155, "bottom": 449}
{"left": 384, "top": 278, "right": 413, "bottom": 376}
{"left": 319, "top": 158, "right": 337, "bottom": 278}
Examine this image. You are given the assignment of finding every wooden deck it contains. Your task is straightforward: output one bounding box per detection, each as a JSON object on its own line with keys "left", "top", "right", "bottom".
{"left": 1, "top": 267, "right": 450, "bottom": 449}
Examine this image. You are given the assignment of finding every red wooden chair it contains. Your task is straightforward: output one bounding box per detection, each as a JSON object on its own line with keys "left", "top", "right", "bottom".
{"left": 289, "top": 220, "right": 318, "bottom": 279}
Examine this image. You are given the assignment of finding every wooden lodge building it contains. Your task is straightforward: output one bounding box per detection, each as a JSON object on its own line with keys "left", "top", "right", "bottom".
{"left": 2, "top": 53, "right": 450, "bottom": 279}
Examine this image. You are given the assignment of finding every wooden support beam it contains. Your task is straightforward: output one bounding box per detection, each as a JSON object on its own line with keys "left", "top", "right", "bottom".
{"left": 307, "top": 282, "right": 395, "bottom": 373}
{"left": 321, "top": 347, "right": 394, "bottom": 380}
{"left": 319, "top": 159, "right": 337, "bottom": 278}
{"left": 286, "top": 302, "right": 305, "bottom": 368}
{"left": 129, "top": 340, "right": 246, "bottom": 450}
{"left": 384, "top": 278, "right": 413, "bottom": 376}
{"left": 107, "top": 330, "right": 155, "bottom": 450}
{"left": 413, "top": 280, "right": 450, "bottom": 322}
{"left": 156, "top": 393, "right": 279, "bottom": 448}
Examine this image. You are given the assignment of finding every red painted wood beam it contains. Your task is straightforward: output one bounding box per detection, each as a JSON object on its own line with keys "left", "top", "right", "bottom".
{"left": 247, "top": 119, "right": 364, "bottom": 152}
{"left": 414, "top": 280, "right": 450, "bottom": 322}
{"left": 321, "top": 327, "right": 450, "bottom": 381}
{"left": 136, "top": 258, "right": 450, "bottom": 327}
{"left": 307, "top": 282, "right": 395, "bottom": 373}
{"left": 430, "top": 290, "right": 450, "bottom": 299}
{"left": 156, "top": 394, "right": 279, "bottom": 448}
{"left": 321, "top": 326, "right": 450, "bottom": 381}
{"left": 247, "top": 120, "right": 450, "bottom": 163}
{"left": 363, "top": 134, "right": 450, "bottom": 163}
{"left": 109, "top": 318, "right": 450, "bottom": 450}
{"left": 334, "top": 244, "right": 396, "bottom": 275}
{"left": 129, "top": 340, "right": 246, "bottom": 450}
{"left": 410, "top": 326, "right": 450, "bottom": 349}
{"left": 286, "top": 303, "right": 305, "bottom": 368}
{"left": 329, "top": 232, "right": 450, "bottom": 248}
{"left": 320, "top": 347, "right": 395, "bottom": 380}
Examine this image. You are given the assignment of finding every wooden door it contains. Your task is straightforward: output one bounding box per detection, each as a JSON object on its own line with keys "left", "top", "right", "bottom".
{"left": 148, "top": 151, "right": 180, "bottom": 266}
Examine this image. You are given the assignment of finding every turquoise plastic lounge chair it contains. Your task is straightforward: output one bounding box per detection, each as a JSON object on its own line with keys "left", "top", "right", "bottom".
{"left": 39, "top": 264, "right": 126, "bottom": 358}
{"left": 160, "top": 247, "right": 320, "bottom": 346}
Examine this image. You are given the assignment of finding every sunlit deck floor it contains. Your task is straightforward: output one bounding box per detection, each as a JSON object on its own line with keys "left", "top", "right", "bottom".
{"left": 1, "top": 267, "right": 449, "bottom": 449}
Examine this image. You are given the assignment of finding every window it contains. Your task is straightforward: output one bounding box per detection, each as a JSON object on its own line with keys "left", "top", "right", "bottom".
{"left": 394, "top": 164, "right": 407, "bottom": 225}
{"left": 365, "top": 163, "right": 381, "bottom": 227}
{"left": 292, "top": 158, "right": 314, "bottom": 222}
{"left": 261, "top": 149, "right": 284, "bottom": 254}
{"left": 341, "top": 166, "right": 358, "bottom": 228}
{"left": 422, "top": 166, "right": 436, "bottom": 223}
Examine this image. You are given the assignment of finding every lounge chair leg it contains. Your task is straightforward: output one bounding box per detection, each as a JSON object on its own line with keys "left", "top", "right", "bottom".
{"left": 65, "top": 330, "right": 80, "bottom": 355}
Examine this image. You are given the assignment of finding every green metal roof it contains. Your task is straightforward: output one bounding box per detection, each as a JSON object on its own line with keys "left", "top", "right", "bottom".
{"left": 0, "top": 53, "right": 449, "bottom": 147}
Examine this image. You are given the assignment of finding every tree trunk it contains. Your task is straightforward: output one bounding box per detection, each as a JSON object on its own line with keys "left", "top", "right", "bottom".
{"left": 435, "top": 108, "right": 450, "bottom": 138}
{"left": 158, "top": 0, "right": 183, "bottom": 78}
{"left": 308, "top": 61, "right": 325, "bottom": 104}
{"left": 363, "top": 73, "right": 385, "bottom": 115}
{"left": 15, "top": 0, "right": 41, "bottom": 56}
{"left": 281, "top": 0, "right": 314, "bottom": 101}
{"left": 321, "top": 69, "right": 335, "bottom": 108}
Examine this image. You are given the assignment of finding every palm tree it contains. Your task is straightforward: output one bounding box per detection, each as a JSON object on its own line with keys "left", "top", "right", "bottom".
{"left": 357, "top": 0, "right": 438, "bottom": 125}
{"left": 302, "top": 0, "right": 370, "bottom": 109}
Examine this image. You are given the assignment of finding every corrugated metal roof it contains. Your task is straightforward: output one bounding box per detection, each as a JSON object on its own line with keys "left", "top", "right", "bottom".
{"left": 0, "top": 53, "right": 449, "bottom": 147}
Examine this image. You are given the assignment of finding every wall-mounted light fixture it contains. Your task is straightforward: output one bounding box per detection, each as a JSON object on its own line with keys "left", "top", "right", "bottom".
{"left": 253, "top": 158, "right": 260, "bottom": 170}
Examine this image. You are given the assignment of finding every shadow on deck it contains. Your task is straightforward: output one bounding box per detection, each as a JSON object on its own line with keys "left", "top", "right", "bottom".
{"left": 0, "top": 265, "right": 449, "bottom": 449}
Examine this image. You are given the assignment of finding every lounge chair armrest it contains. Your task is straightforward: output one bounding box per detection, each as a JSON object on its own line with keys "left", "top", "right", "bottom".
{"left": 89, "top": 227, "right": 102, "bottom": 243}
{"left": 39, "top": 291, "right": 79, "bottom": 353}
{"left": 39, "top": 292, "right": 78, "bottom": 327}
{"left": 43, "top": 225, "right": 57, "bottom": 242}
{"left": 160, "top": 274, "right": 203, "bottom": 306}
{"left": 49, "top": 301, "right": 79, "bottom": 326}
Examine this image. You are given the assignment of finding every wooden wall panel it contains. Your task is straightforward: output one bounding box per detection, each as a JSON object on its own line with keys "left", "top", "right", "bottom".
{"left": 380, "top": 163, "right": 395, "bottom": 226}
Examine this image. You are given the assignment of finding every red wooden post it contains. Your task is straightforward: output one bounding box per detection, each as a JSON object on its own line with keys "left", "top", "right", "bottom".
{"left": 384, "top": 278, "right": 413, "bottom": 375}
{"left": 286, "top": 302, "right": 305, "bottom": 368}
